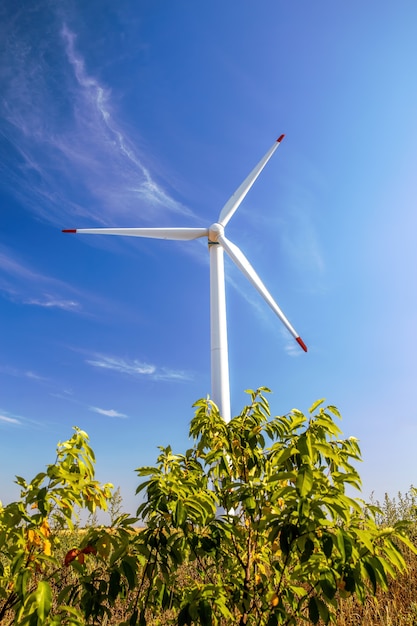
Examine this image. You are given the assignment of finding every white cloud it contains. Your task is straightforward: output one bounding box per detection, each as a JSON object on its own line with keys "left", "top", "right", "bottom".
{"left": 86, "top": 354, "right": 191, "bottom": 382}
{"left": 90, "top": 406, "right": 128, "bottom": 419}
{"left": 61, "top": 24, "right": 193, "bottom": 218}
{"left": 86, "top": 356, "right": 155, "bottom": 375}
{"left": 0, "top": 16, "right": 195, "bottom": 228}
{"left": 280, "top": 328, "right": 305, "bottom": 358}
{"left": 23, "top": 371, "right": 46, "bottom": 381}
{"left": 0, "top": 414, "right": 21, "bottom": 425}
{"left": 0, "top": 364, "right": 46, "bottom": 381}
{"left": 0, "top": 247, "right": 109, "bottom": 315}
{"left": 24, "top": 296, "right": 81, "bottom": 311}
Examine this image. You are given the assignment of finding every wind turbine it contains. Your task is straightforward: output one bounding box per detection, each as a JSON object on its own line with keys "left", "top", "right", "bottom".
{"left": 63, "top": 135, "right": 307, "bottom": 423}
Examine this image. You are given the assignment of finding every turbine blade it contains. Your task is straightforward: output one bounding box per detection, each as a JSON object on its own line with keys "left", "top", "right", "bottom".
{"left": 62, "top": 227, "right": 208, "bottom": 240}
{"left": 218, "top": 135, "right": 285, "bottom": 227}
{"left": 218, "top": 234, "right": 307, "bottom": 352}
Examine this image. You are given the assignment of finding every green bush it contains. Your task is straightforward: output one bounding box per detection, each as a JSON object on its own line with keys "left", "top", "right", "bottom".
{"left": 0, "top": 427, "right": 113, "bottom": 624}
{"left": 0, "top": 389, "right": 415, "bottom": 625}
{"left": 134, "top": 388, "right": 415, "bottom": 625}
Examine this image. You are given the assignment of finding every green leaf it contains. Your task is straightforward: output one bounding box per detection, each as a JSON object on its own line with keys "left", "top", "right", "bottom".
{"left": 297, "top": 434, "right": 313, "bottom": 461}
{"left": 316, "top": 598, "right": 330, "bottom": 624}
{"left": 327, "top": 405, "right": 341, "bottom": 419}
{"left": 36, "top": 581, "right": 52, "bottom": 620}
{"left": 395, "top": 531, "right": 417, "bottom": 555}
{"left": 245, "top": 495, "right": 256, "bottom": 511}
{"left": 344, "top": 569, "right": 356, "bottom": 593}
{"left": 279, "top": 524, "right": 298, "bottom": 556}
{"left": 178, "top": 604, "right": 192, "bottom": 626}
{"left": 15, "top": 475, "right": 27, "bottom": 487}
{"left": 15, "top": 565, "right": 29, "bottom": 598}
{"left": 109, "top": 570, "right": 121, "bottom": 602}
{"left": 308, "top": 597, "right": 320, "bottom": 624}
{"left": 174, "top": 499, "right": 187, "bottom": 527}
{"left": 364, "top": 561, "right": 377, "bottom": 594}
{"left": 322, "top": 533, "right": 333, "bottom": 558}
{"left": 295, "top": 466, "right": 313, "bottom": 496}
{"left": 300, "top": 537, "right": 314, "bottom": 562}
{"left": 198, "top": 599, "right": 213, "bottom": 626}
{"left": 267, "top": 614, "right": 278, "bottom": 626}
{"left": 121, "top": 556, "right": 137, "bottom": 590}
{"left": 309, "top": 399, "right": 325, "bottom": 414}
{"left": 110, "top": 543, "right": 128, "bottom": 566}
{"left": 320, "top": 575, "right": 336, "bottom": 600}
{"left": 368, "top": 556, "right": 388, "bottom": 588}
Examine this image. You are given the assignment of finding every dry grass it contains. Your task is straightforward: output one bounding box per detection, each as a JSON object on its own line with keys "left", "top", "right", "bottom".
{"left": 129, "top": 546, "right": 417, "bottom": 626}
{"left": 56, "top": 530, "right": 417, "bottom": 625}
{"left": 101, "top": 546, "right": 417, "bottom": 625}
{"left": 335, "top": 546, "right": 417, "bottom": 626}
{"left": 4, "top": 521, "right": 417, "bottom": 625}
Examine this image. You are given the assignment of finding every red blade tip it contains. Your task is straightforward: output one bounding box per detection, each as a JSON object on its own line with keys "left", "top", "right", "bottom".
{"left": 62, "top": 229, "right": 77, "bottom": 233}
{"left": 296, "top": 337, "right": 308, "bottom": 352}
{"left": 277, "top": 134, "right": 285, "bottom": 143}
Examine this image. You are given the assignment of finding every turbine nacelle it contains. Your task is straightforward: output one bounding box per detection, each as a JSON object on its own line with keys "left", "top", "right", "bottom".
{"left": 208, "top": 222, "right": 224, "bottom": 243}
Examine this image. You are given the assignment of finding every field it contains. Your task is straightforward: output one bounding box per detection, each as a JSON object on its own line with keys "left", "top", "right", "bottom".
{"left": 2, "top": 406, "right": 417, "bottom": 625}
{"left": 4, "top": 520, "right": 416, "bottom": 626}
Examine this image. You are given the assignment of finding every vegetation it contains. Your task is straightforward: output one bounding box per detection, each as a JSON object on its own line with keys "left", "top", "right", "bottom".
{"left": 0, "top": 388, "right": 416, "bottom": 625}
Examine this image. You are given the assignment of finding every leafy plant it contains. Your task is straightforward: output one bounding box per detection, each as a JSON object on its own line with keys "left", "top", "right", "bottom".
{"left": 369, "top": 487, "right": 417, "bottom": 528}
{"left": 135, "top": 388, "right": 416, "bottom": 625}
{"left": 1, "top": 390, "right": 415, "bottom": 625}
{"left": 0, "top": 427, "right": 112, "bottom": 625}
{"left": 108, "top": 487, "right": 124, "bottom": 527}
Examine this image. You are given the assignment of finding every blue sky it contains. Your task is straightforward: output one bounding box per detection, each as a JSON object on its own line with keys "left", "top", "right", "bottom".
{"left": 1, "top": 1, "right": 417, "bottom": 515}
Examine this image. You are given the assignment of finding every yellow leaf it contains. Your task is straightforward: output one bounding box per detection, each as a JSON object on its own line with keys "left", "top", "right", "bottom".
{"left": 271, "top": 541, "right": 280, "bottom": 553}
{"left": 40, "top": 519, "right": 51, "bottom": 538}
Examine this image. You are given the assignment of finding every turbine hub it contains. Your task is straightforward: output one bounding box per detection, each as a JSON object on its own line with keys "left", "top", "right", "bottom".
{"left": 208, "top": 222, "right": 224, "bottom": 243}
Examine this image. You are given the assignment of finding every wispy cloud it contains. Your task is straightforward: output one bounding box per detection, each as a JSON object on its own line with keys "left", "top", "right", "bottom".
{"left": 49, "top": 389, "right": 74, "bottom": 400}
{"left": 86, "top": 354, "right": 191, "bottom": 382}
{"left": 0, "top": 247, "right": 82, "bottom": 312}
{"left": 0, "top": 14, "right": 193, "bottom": 228}
{"left": 283, "top": 340, "right": 304, "bottom": 358}
{"left": 24, "top": 296, "right": 81, "bottom": 311}
{"left": 25, "top": 371, "right": 45, "bottom": 381}
{"left": 0, "top": 413, "right": 21, "bottom": 425}
{"left": 90, "top": 406, "right": 128, "bottom": 419}
{"left": 0, "top": 364, "right": 47, "bottom": 382}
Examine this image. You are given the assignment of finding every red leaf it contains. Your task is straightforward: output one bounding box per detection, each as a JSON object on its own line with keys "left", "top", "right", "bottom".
{"left": 81, "top": 545, "right": 97, "bottom": 555}
{"left": 64, "top": 549, "right": 79, "bottom": 566}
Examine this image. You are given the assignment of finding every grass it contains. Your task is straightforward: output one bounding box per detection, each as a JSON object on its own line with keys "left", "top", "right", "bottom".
{"left": 2, "top": 488, "right": 417, "bottom": 625}
{"left": 336, "top": 547, "right": 417, "bottom": 625}
{"left": 53, "top": 525, "right": 417, "bottom": 625}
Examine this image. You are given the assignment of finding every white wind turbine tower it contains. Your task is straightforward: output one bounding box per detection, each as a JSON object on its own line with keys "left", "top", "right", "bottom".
{"left": 63, "top": 135, "right": 307, "bottom": 423}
